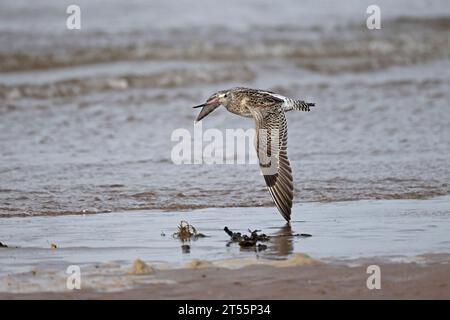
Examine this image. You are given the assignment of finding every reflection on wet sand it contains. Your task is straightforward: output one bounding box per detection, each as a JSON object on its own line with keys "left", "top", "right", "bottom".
{"left": 264, "top": 224, "right": 294, "bottom": 259}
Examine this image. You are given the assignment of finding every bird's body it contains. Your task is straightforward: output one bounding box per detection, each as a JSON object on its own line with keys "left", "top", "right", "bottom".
{"left": 193, "top": 87, "right": 315, "bottom": 222}
{"left": 216, "top": 87, "right": 313, "bottom": 117}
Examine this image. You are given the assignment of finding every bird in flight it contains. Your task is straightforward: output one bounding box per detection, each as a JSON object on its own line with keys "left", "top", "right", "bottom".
{"left": 193, "top": 87, "right": 315, "bottom": 222}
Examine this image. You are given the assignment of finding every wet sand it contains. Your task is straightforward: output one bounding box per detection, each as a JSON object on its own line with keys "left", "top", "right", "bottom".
{"left": 1, "top": 254, "right": 450, "bottom": 299}
{"left": 1, "top": 197, "right": 449, "bottom": 298}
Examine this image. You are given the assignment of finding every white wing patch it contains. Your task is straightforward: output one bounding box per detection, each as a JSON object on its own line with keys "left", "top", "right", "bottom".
{"left": 260, "top": 91, "right": 296, "bottom": 111}
{"left": 260, "top": 91, "right": 288, "bottom": 102}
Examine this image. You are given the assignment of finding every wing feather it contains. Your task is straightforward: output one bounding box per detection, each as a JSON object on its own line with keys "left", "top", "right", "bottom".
{"left": 250, "top": 106, "right": 293, "bottom": 221}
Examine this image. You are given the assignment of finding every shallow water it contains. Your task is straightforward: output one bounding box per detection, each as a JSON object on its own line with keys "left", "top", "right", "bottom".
{"left": 0, "top": 0, "right": 450, "bottom": 217}
{"left": 1, "top": 196, "right": 449, "bottom": 281}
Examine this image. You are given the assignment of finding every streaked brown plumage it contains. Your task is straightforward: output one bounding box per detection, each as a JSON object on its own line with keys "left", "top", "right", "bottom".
{"left": 193, "top": 87, "right": 315, "bottom": 222}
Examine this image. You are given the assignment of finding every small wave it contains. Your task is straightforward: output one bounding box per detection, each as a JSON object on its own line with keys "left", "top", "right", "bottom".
{"left": 0, "top": 17, "right": 449, "bottom": 74}
{"left": 1, "top": 185, "right": 448, "bottom": 218}
{"left": 0, "top": 65, "right": 255, "bottom": 100}
{"left": 390, "top": 16, "right": 450, "bottom": 31}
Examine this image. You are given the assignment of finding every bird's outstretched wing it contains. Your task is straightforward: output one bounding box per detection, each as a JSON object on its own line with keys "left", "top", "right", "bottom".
{"left": 250, "top": 106, "right": 293, "bottom": 222}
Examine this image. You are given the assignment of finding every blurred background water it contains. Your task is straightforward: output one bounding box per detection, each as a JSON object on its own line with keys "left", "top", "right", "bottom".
{"left": 0, "top": 0, "right": 449, "bottom": 217}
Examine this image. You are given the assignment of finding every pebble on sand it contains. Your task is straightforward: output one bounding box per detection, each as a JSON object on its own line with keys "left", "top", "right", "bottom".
{"left": 127, "top": 259, "right": 155, "bottom": 275}
{"left": 185, "top": 260, "right": 213, "bottom": 269}
{"left": 273, "top": 253, "right": 322, "bottom": 267}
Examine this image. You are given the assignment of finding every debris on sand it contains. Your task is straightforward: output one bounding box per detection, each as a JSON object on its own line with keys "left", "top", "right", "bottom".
{"left": 273, "top": 253, "right": 321, "bottom": 267}
{"left": 185, "top": 259, "right": 213, "bottom": 269}
{"left": 127, "top": 259, "right": 155, "bottom": 275}
{"left": 173, "top": 221, "right": 206, "bottom": 241}
{"left": 0, "top": 242, "right": 7, "bottom": 248}
{"left": 224, "top": 227, "right": 270, "bottom": 249}
{"left": 224, "top": 227, "right": 312, "bottom": 250}
{"left": 224, "top": 227, "right": 270, "bottom": 243}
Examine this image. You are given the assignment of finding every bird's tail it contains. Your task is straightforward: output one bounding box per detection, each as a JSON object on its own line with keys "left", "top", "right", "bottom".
{"left": 284, "top": 99, "right": 315, "bottom": 112}
{"left": 292, "top": 100, "right": 315, "bottom": 112}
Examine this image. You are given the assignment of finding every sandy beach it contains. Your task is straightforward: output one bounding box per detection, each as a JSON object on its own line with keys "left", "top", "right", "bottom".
{"left": 1, "top": 254, "right": 450, "bottom": 300}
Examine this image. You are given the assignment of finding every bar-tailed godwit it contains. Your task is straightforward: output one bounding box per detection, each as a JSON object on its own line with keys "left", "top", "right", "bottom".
{"left": 193, "top": 87, "right": 315, "bottom": 222}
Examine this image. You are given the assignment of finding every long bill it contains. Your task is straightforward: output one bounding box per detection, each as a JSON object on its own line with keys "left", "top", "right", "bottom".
{"left": 193, "top": 98, "right": 220, "bottom": 122}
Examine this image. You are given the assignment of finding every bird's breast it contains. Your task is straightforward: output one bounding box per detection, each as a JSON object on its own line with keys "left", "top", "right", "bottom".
{"left": 225, "top": 99, "right": 252, "bottom": 118}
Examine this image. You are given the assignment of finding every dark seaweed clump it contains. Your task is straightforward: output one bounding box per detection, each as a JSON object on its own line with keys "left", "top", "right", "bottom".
{"left": 224, "top": 227, "right": 270, "bottom": 250}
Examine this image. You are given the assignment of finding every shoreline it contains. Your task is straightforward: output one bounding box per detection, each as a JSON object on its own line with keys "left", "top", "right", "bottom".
{"left": 2, "top": 192, "right": 450, "bottom": 219}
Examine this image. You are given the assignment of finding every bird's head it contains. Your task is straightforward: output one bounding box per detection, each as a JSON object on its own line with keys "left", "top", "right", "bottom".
{"left": 193, "top": 89, "right": 231, "bottom": 122}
